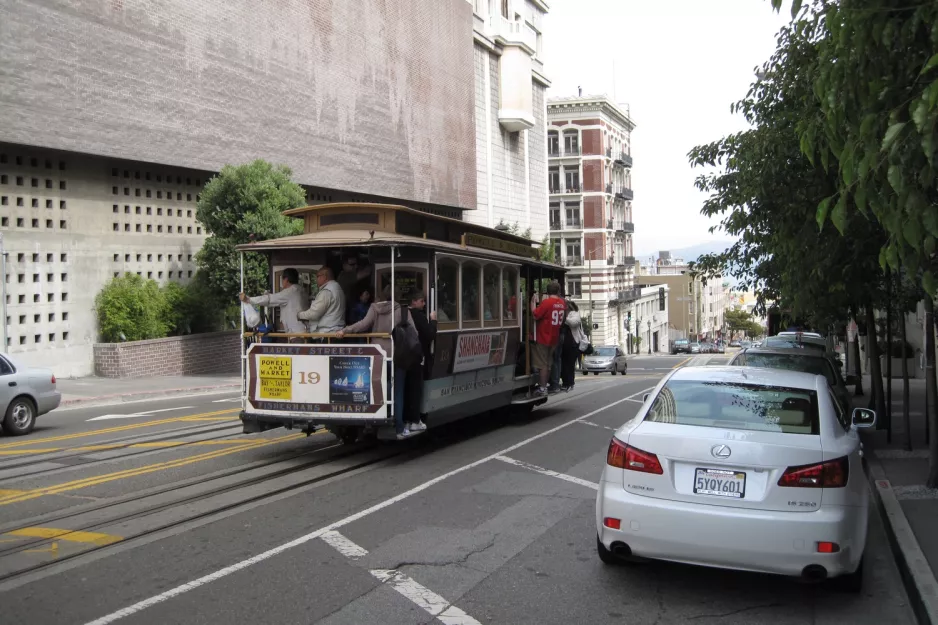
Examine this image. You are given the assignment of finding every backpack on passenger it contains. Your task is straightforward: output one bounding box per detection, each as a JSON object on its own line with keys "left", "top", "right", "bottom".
{"left": 392, "top": 307, "right": 423, "bottom": 370}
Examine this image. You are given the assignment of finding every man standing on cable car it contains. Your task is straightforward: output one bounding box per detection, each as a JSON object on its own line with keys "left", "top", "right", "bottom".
{"left": 298, "top": 266, "right": 346, "bottom": 335}
{"left": 531, "top": 281, "right": 567, "bottom": 396}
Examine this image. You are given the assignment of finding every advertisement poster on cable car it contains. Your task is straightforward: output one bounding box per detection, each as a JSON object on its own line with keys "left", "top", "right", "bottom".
{"left": 246, "top": 343, "right": 387, "bottom": 418}
{"left": 452, "top": 331, "right": 508, "bottom": 373}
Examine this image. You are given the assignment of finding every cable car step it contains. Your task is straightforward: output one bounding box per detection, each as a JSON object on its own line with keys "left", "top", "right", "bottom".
{"left": 511, "top": 395, "right": 549, "bottom": 406}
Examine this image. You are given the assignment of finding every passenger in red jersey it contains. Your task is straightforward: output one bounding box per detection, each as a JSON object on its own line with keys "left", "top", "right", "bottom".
{"left": 531, "top": 281, "right": 567, "bottom": 395}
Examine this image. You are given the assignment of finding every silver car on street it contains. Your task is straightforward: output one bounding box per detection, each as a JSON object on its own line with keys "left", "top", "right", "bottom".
{"left": 582, "top": 346, "right": 628, "bottom": 375}
{"left": 0, "top": 353, "right": 61, "bottom": 435}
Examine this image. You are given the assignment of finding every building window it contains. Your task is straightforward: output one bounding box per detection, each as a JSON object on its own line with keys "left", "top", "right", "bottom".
{"left": 567, "top": 279, "right": 582, "bottom": 297}
{"left": 549, "top": 203, "right": 561, "bottom": 230}
{"left": 566, "top": 240, "right": 581, "bottom": 262}
{"left": 563, "top": 130, "right": 579, "bottom": 155}
{"left": 563, "top": 167, "right": 580, "bottom": 192}
{"left": 547, "top": 131, "right": 559, "bottom": 156}
{"left": 565, "top": 202, "right": 581, "bottom": 228}
{"left": 548, "top": 166, "right": 560, "bottom": 193}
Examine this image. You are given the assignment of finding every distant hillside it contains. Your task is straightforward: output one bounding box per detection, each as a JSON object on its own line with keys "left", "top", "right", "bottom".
{"left": 635, "top": 240, "right": 736, "bottom": 264}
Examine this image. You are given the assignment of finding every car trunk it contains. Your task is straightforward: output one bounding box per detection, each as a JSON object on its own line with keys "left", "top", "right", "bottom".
{"left": 623, "top": 422, "right": 824, "bottom": 512}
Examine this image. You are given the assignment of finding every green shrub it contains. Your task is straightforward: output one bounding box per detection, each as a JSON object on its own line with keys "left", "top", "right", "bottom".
{"left": 95, "top": 272, "right": 225, "bottom": 343}
{"left": 94, "top": 274, "right": 169, "bottom": 342}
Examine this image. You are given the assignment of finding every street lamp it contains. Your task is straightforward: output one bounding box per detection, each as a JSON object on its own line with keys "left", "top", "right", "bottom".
{"left": 647, "top": 319, "right": 652, "bottom": 354}
{"left": 585, "top": 243, "right": 606, "bottom": 339}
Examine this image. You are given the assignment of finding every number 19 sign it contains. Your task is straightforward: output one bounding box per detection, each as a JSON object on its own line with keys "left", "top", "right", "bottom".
{"left": 246, "top": 343, "right": 388, "bottom": 418}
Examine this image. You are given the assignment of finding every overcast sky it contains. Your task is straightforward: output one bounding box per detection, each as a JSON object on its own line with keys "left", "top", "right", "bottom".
{"left": 541, "top": 0, "right": 789, "bottom": 256}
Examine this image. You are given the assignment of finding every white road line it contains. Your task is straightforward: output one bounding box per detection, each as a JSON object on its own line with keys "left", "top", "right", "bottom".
{"left": 212, "top": 398, "right": 241, "bottom": 403}
{"left": 87, "top": 406, "right": 194, "bottom": 421}
{"left": 495, "top": 455, "right": 599, "bottom": 490}
{"left": 82, "top": 389, "right": 651, "bottom": 625}
{"left": 371, "top": 570, "right": 482, "bottom": 625}
{"left": 578, "top": 420, "right": 616, "bottom": 431}
{"left": 320, "top": 530, "right": 368, "bottom": 558}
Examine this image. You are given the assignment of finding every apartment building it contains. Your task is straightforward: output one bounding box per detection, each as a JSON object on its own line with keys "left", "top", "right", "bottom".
{"left": 639, "top": 252, "right": 729, "bottom": 342}
{"left": 546, "top": 95, "right": 636, "bottom": 349}
{"left": 467, "top": 0, "right": 551, "bottom": 241}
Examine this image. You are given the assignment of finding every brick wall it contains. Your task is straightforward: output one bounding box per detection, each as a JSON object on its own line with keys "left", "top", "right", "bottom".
{"left": 583, "top": 161, "right": 603, "bottom": 193}
{"left": 582, "top": 129, "right": 602, "bottom": 156}
{"left": 584, "top": 196, "right": 604, "bottom": 228}
{"left": 93, "top": 332, "right": 240, "bottom": 378}
{"left": 0, "top": 0, "right": 475, "bottom": 211}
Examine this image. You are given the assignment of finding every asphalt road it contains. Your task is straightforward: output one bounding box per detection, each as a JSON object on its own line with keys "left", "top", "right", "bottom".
{"left": 0, "top": 354, "right": 916, "bottom": 625}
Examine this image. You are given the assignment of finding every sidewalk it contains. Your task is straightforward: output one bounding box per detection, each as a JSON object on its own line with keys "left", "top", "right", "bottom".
{"left": 56, "top": 374, "right": 241, "bottom": 409}
{"left": 860, "top": 375, "right": 938, "bottom": 624}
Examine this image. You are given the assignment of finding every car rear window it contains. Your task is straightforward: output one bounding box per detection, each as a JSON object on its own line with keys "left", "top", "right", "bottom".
{"left": 645, "top": 380, "right": 819, "bottom": 435}
{"left": 737, "top": 353, "right": 835, "bottom": 386}
{"left": 762, "top": 337, "right": 826, "bottom": 352}
{"left": 675, "top": 339, "right": 688, "bottom": 345}
{"left": 594, "top": 347, "right": 616, "bottom": 357}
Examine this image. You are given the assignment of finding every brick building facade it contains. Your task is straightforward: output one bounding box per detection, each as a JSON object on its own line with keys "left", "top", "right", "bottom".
{"left": 546, "top": 95, "right": 640, "bottom": 351}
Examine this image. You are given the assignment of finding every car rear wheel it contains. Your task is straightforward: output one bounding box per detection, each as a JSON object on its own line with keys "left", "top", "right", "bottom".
{"left": 3, "top": 397, "right": 36, "bottom": 436}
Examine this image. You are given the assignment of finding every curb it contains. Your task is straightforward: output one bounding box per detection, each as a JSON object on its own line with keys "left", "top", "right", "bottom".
{"left": 863, "top": 449, "right": 938, "bottom": 625}
{"left": 59, "top": 383, "right": 241, "bottom": 409}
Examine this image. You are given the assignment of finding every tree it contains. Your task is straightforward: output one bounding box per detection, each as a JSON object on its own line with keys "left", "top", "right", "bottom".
{"left": 745, "top": 320, "right": 764, "bottom": 339}
{"left": 724, "top": 309, "right": 753, "bottom": 335}
{"left": 94, "top": 274, "right": 170, "bottom": 342}
{"left": 195, "top": 160, "right": 306, "bottom": 300}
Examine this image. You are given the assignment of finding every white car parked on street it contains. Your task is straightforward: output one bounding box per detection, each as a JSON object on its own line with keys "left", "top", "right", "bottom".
{"left": 595, "top": 366, "right": 876, "bottom": 591}
{"left": 0, "top": 353, "right": 61, "bottom": 435}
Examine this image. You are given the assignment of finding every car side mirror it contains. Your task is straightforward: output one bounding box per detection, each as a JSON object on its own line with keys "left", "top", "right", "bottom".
{"left": 643, "top": 393, "right": 651, "bottom": 403}
{"left": 852, "top": 407, "right": 876, "bottom": 429}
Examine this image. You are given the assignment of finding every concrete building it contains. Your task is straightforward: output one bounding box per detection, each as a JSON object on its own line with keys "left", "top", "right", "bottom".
{"left": 546, "top": 95, "right": 637, "bottom": 349}
{"left": 0, "top": 0, "right": 542, "bottom": 376}
{"left": 467, "top": 0, "right": 551, "bottom": 240}
{"left": 639, "top": 252, "right": 729, "bottom": 343}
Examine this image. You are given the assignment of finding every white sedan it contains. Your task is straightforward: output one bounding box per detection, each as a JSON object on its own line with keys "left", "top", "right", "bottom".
{"left": 595, "top": 366, "right": 876, "bottom": 591}
{"left": 0, "top": 353, "right": 61, "bottom": 435}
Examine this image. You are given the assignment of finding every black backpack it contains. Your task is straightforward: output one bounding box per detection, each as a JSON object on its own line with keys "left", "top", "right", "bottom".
{"left": 392, "top": 307, "right": 422, "bottom": 370}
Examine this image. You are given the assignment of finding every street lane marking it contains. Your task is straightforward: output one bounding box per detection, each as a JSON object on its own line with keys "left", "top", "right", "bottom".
{"left": 0, "top": 433, "right": 307, "bottom": 506}
{"left": 320, "top": 530, "right": 368, "bottom": 559}
{"left": 0, "top": 409, "right": 239, "bottom": 450}
{"left": 0, "top": 489, "right": 26, "bottom": 497}
{"left": 372, "top": 569, "right": 482, "bottom": 625}
{"left": 88, "top": 407, "right": 194, "bottom": 421}
{"left": 320, "top": 530, "right": 480, "bottom": 624}
{"left": 6, "top": 526, "right": 122, "bottom": 546}
{"left": 495, "top": 455, "right": 599, "bottom": 490}
{"left": 24, "top": 542, "right": 59, "bottom": 557}
{"left": 0, "top": 439, "right": 257, "bottom": 456}
{"left": 672, "top": 356, "right": 693, "bottom": 369}
{"left": 212, "top": 398, "right": 241, "bottom": 403}
{"left": 80, "top": 386, "right": 652, "bottom": 625}
{"left": 578, "top": 421, "right": 616, "bottom": 431}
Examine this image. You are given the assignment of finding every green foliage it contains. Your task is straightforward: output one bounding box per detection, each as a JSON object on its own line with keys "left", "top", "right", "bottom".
{"left": 538, "top": 235, "right": 556, "bottom": 263}
{"left": 94, "top": 274, "right": 170, "bottom": 342}
{"left": 195, "top": 160, "right": 306, "bottom": 300}
{"left": 744, "top": 321, "right": 764, "bottom": 339}
{"left": 791, "top": 0, "right": 938, "bottom": 295}
{"left": 95, "top": 273, "right": 223, "bottom": 343}
{"left": 724, "top": 308, "right": 754, "bottom": 333}
{"left": 687, "top": 14, "right": 888, "bottom": 328}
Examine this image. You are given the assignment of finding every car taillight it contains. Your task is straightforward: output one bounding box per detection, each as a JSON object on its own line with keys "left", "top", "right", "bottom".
{"left": 778, "top": 457, "right": 848, "bottom": 488}
{"left": 51, "top": 374, "right": 56, "bottom": 385}
{"left": 606, "top": 438, "right": 663, "bottom": 474}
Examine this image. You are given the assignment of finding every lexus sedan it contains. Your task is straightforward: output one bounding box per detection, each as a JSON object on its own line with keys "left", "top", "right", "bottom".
{"left": 596, "top": 366, "right": 875, "bottom": 591}
{"left": 0, "top": 353, "right": 60, "bottom": 435}
{"left": 582, "top": 346, "right": 628, "bottom": 375}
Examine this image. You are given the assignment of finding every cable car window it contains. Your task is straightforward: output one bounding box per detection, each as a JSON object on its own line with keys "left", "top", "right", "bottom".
{"left": 437, "top": 258, "right": 459, "bottom": 329}
{"left": 502, "top": 266, "right": 519, "bottom": 325}
{"left": 462, "top": 262, "right": 481, "bottom": 328}
{"left": 483, "top": 264, "right": 500, "bottom": 327}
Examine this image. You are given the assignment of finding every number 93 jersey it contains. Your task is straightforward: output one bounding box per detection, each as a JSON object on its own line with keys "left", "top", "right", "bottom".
{"left": 533, "top": 297, "right": 567, "bottom": 347}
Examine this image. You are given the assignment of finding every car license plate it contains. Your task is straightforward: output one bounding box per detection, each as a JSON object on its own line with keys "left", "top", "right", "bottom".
{"left": 693, "top": 468, "right": 746, "bottom": 499}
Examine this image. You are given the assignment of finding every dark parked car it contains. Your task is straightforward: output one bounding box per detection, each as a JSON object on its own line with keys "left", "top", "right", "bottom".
{"left": 671, "top": 338, "right": 691, "bottom": 355}
{"left": 729, "top": 346, "right": 854, "bottom": 415}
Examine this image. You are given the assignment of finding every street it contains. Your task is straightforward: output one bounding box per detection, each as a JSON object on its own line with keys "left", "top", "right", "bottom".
{"left": 0, "top": 354, "right": 916, "bottom": 625}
